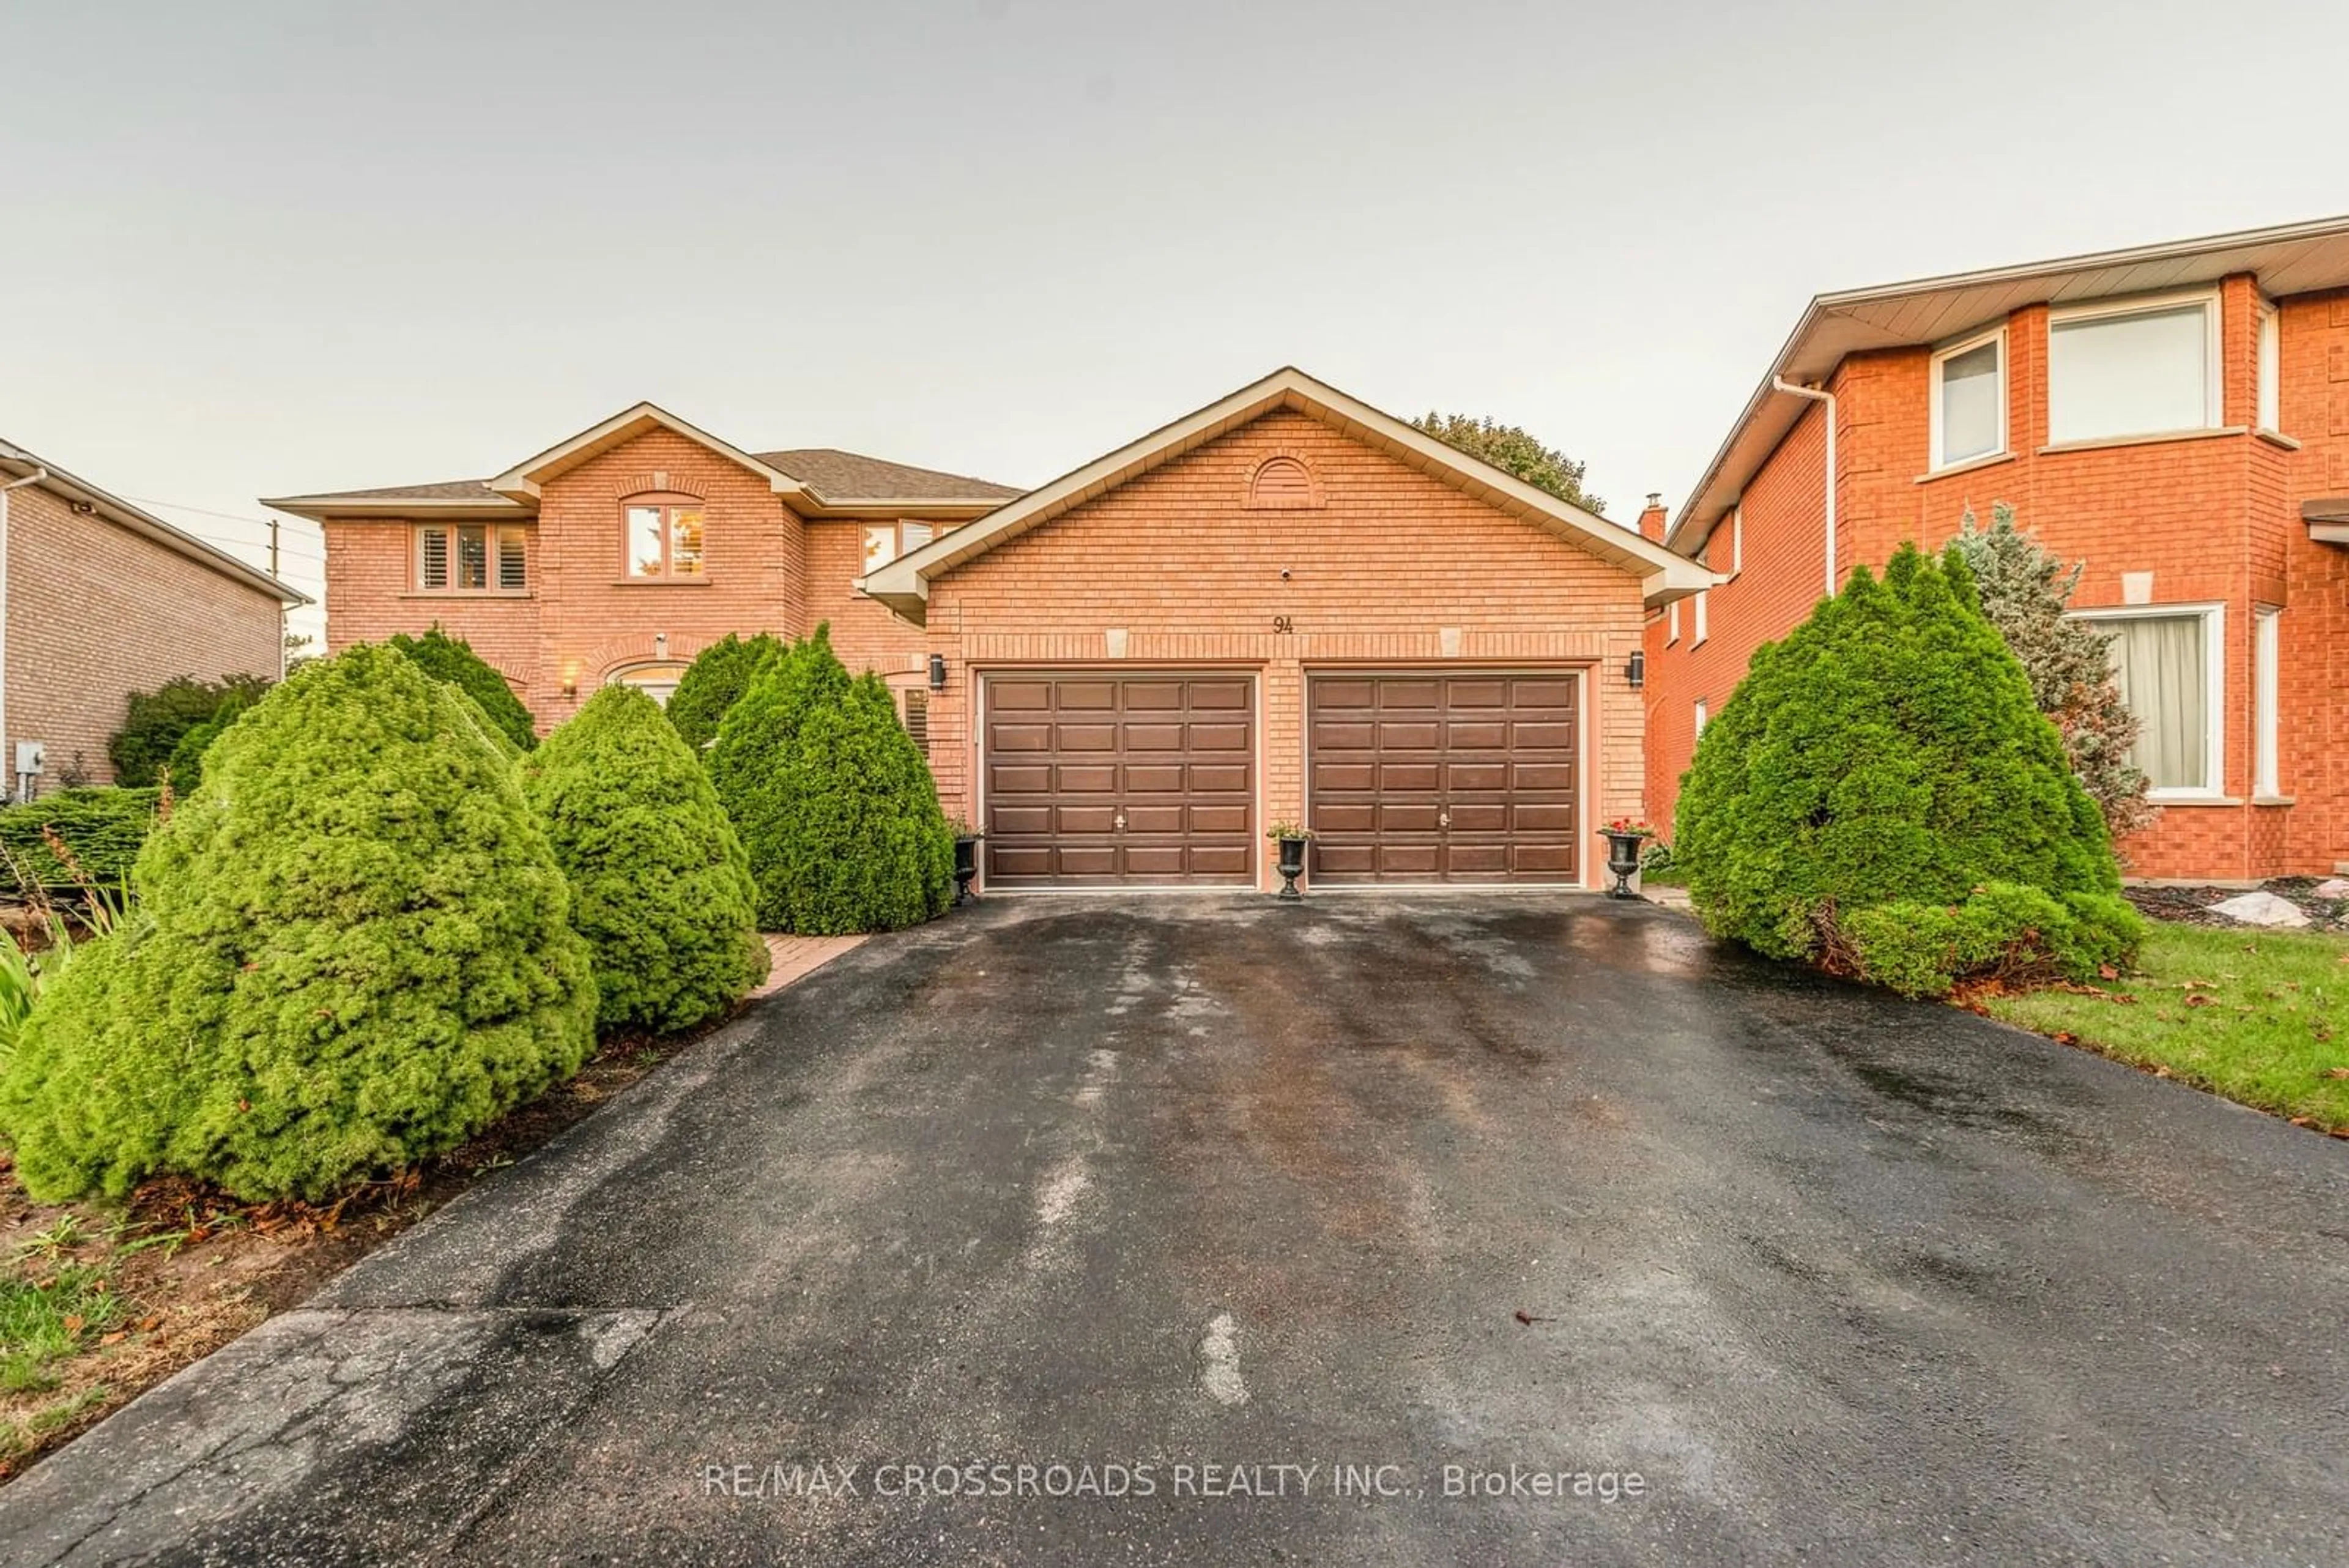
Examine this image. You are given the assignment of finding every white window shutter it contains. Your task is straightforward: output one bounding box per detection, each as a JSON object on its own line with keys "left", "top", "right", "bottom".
{"left": 496, "top": 529, "right": 527, "bottom": 592}
{"left": 418, "top": 527, "right": 450, "bottom": 589}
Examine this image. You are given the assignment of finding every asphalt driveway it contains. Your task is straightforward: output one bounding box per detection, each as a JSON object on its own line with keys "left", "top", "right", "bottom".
{"left": 5, "top": 896, "right": 2345, "bottom": 1566}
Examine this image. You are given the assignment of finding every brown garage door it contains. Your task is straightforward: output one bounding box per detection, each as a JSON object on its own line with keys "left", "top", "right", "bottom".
{"left": 983, "top": 674, "right": 1254, "bottom": 887}
{"left": 1308, "top": 672, "right": 1579, "bottom": 884}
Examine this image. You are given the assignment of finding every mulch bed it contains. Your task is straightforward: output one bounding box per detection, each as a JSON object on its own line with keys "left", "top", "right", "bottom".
{"left": 2123, "top": 877, "right": 2349, "bottom": 934}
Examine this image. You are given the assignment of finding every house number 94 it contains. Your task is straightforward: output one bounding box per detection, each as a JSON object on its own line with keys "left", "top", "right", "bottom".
{"left": 1272, "top": 615, "right": 1294, "bottom": 634}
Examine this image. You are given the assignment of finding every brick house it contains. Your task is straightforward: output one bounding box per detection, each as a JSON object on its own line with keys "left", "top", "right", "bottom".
{"left": 276, "top": 370, "right": 1712, "bottom": 893}
{"left": 1645, "top": 214, "right": 2349, "bottom": 881}
{"left": 0, "top": 439, "right": 300, "bottom": 794}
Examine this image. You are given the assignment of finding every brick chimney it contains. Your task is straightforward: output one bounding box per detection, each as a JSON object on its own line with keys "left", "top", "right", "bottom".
{"left": 1636, "top": 492, "right": 1668, "bottom": 543}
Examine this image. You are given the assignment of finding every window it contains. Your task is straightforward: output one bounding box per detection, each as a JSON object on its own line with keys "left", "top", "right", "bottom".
{"left": 900, "top": 689, "right": 929, "bottom": 756}
{"left": 2254, "top": 607, "right": 2280, "bottom": 797}
{"left": 1931, "top": 329, "right": 2006, "bottom": 469}
{"left": 2257, "top": 303, "right": 2281, "bottom": 433}
{"left": 417, "top": 524, "right": 527, "bottom": 593}
{"left": 1731, "top": 505, "right": 1743, "bottom": 574}
{"left": 608, "top": 662, "right": 691, "bottom": 707}
{"left": 1667, "top": 601, "right": 1680, "bottom": 644}
{"left": 1693, "top": 699, "right": 1707, "bottom": 739}
{"left": 863, "top": 520, "right": 940, "bottom": 574}
{"left": 2047, "top": 294, "right": 2220, "bottom": 444}
{"left": 1693, "top": 588, "right": 1709, "bottom": 644}
{"left": 2080, "top": 606, "right": 2224, "bottom": 797}
{"left": 622, "top": 499, "right": 706, "bottom": 579}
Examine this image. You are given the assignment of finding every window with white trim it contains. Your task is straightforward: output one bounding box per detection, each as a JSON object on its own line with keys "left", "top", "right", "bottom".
{"left": 1930, "top": 327, "right": 2006, "bottom": 469}
{"left": 622, "top": 497, "right": 705, "bottom": 579}
{"left": 416, "top": 524, "right": 527, "bottom": 593}
{"left": 1731, "top": 505, "right": 1743, "bottom": 574}
{"left": 863, "top": 519, "right": 940, "bottom": 574}
{"left": 2257, "top": 303, "right": 2281, "bottom": 433}
{"left": 1667, "top": 601, "right": 1680, "bottom": 644}
{"left": 1693, "top": 699, "right": 1707, "bottom": 740}
{"left": 1693, "top": 588, "right": 1709, "bottom": 644}
{"left": 2254, "top": 606, "right": 2280, "bottom": 797}
{"left": 2077, "top": 604, "right": 2225, "bottom": 797}
{"left": 2047, "top": 294, "right": 2221, "bottom": 444}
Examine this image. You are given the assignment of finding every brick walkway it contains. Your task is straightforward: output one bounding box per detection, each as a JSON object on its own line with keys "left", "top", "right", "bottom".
{"left": 749, "top": 932, "right": 866, "bottom": 998}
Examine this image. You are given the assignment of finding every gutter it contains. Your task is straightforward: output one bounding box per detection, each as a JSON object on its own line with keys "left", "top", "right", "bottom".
{"left": 1771, "top": 378, "right": 1838, "bottom": 597}
{"left": 0, "top": 465, "right": 48, "bottom": 801}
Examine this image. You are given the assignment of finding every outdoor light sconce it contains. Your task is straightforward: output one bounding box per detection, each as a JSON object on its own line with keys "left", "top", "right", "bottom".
{"left": 1625, "top": 649, "right": 1646, "bottom": 689}
{"left": 928, "top": 653, "right": 948, "bottom": 693}
{"left": 560, "top": 671, "right": 578, "bottom": 699}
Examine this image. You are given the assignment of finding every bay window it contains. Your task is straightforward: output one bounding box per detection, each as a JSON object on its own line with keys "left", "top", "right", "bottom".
{"left": 416, "top": 523, "right": 527, "bottom": 593}
{"left": 2047, "top": 294, "right": 2220, "bottom": 445}
{"left": 1931, "top": 329, "right": 2006, "bottom": 469}
{"left": 2080, "top": 605, "right": 2225, "bottom": 798}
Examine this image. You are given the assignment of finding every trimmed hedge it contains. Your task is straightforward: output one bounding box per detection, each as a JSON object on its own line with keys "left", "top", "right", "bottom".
{"left": 0, "top": 787, "right": 160, "bottom": 899}
{"left": 521, "top": 685, "right": 769, "bottom": 1033}
{"left": 1674, "top": 543, "right": 2127, "bottom": 976}
{"left": 388, "top": 625, "right": 537, "bottom": 752}
{"left": 707, "top": 626, "right": 952, "bottom": 933}
{"left": 107, "top": 674, "right": 272, "bottom": 787}
{"left": 667, "top": 633, "right": 784, "bottom": 752}
{"left": 1841, "top": 883, "right": 2147, "bottom": 998}
{"left": 0, "top": 645, "right": 596, "bottom": 1202}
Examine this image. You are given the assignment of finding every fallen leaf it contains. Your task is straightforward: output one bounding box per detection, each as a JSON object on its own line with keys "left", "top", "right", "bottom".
{"left": 98, "top": 1331, "right": 126, "bottom": 1346}
{"left": 2152, "top": 1065, "right": 2173, "bottom": 1079}
{"left": 136, "top": 1315, "right": 162, "bottom": 1331}
{"left": 2323, "top": 1068, "right": 2349, "bottom": 1080}
{"left": 2184, "top": 994, "right": 2213, "bottom": 1008}
{"left": 2098, "top": 964, "right": 2120, "bottom": 981}
{"left": 2290, "top": 1117, "right": 2316, "bottom": 1128}
{"left": 2053, "top": 1031, "right": 2079, "bottom": 1046}
{"left": 61, "top": 1314, "right": 84, "bottom": 1332}
{"left": 1513, "top": 1310, "right": 1549, "bottom": 1327}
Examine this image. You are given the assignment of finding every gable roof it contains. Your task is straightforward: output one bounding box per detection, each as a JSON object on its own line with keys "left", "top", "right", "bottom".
{"left": 858, "top": 366, "right": 1716, "bottom": 623}
{"left": 0, "top": 439, "right": 310, "bottom": 606}
{"left": 262, "top": 411, "right": 1023, "bottom": 522}
{"left": 1670, "top": 211, "right": 2349, "bottom": 554}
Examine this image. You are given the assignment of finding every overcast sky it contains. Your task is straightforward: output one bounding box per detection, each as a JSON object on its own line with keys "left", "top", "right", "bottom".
{"left": 5, "top": 0, "right": 2347, "bottom": 647}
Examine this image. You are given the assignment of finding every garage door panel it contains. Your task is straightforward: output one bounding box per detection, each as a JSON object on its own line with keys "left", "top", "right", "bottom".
{"left": 1055, "top": 764, "right": 1118, "bottom": 793}
{"left": 1308, "top": 672, "right": 1578, "bottom": 885}
{"left": 1125, "top": 763, "right": 1186, "bottom": 792}
{"left": 984, "top": 674, "right": 1254, "bottom": 887}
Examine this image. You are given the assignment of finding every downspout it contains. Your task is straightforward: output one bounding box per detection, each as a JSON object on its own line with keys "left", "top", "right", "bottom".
{"left": 1771, "top": 378, "right": 1836, "bottom": 596}
{"left": 0, "top": 466, "right": 47, "bottom": 803}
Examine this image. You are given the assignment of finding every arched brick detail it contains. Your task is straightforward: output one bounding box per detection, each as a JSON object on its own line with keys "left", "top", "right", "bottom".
{"left": 604, "top": 469, "right": 718, "bottom": 503}
{"left": 1247, "top": 450, "right": 1323, "bottom": 510}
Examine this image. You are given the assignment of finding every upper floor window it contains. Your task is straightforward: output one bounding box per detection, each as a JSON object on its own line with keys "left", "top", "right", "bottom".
{"left": 1692, "top": 587, "right": 1709, "bottom": 644}
{"left": 1931, "top": 328, "right": 2005, "bottom": 469}
{"left": 2047, "top": 293, "right": 2219, "bottom": 445}
{"left": 863, "top": 520, "right": 938, "bottom": 574}
{"left": 417, "top": 523, "right": 527, "bottom": 593}
{"left": 2257, "top": 302, "right": 2281, "bottom": 433}
{"left": 623, "top": 497, "right": 705, "bottom": 579}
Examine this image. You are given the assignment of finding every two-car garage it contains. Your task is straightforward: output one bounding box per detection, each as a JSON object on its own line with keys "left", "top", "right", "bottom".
{"left": 979, "top": 669, "right": 1582, "bottom": 889}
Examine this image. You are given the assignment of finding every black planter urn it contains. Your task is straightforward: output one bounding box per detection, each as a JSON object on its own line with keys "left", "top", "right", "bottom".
{"left": 1275, "top": 836, "right": 1309, "bottom": 900}
{"left": 952, "top": 834, "right": 982, "bottom": 906}
{"left": 1601, "top": 831, "right": 1647, "bottom": 899}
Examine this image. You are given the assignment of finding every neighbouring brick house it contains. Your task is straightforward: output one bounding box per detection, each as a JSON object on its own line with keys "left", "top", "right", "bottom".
{"left": 0, "top": 439, "right": 300, "bottom": 794}
{"left": 1646, "top": 214, "right": 2349, "bottom": 882}
{"left": 278, "top": 370, "right": 1712, "bottom": 893}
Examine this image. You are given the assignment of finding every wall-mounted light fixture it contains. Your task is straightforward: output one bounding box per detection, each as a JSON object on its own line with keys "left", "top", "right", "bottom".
{"left": 927, "top": 653, "right": 948, "bottom": 693}
{"left": 561, "top": 669, "right": 579, "bottom": 699}
{"left": 1625, "top": 648, "right": 1646, "bottom": 690}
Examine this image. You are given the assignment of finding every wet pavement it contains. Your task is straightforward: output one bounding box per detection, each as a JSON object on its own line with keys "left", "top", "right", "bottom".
{"left": 4, "top": 894, "right": 2345, "bottom": 1566}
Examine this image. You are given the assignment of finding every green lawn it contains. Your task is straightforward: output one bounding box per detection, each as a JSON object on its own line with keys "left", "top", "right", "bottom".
{"left": 1985, "top": 922, "right": 2349, "bottom": 1133}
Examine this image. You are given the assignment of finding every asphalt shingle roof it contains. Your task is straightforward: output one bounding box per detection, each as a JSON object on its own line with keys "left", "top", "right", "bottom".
{"left": 289, "top": 450, "right": 1022, "bottom": 508}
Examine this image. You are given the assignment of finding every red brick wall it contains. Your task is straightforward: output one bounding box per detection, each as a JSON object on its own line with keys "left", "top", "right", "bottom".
{"left": 322, "top": 429, "right": 932, "bottom": 731}
{"left": 922, "top": 409, "right": 1650, "bottom": 890}
{"left": 1649, "top": 273, "right": 2349, "bottom": 879}
{"left": 2277, "top": 288, "right": 2349, "bottom": 875}
{"left": 8, "top": 485, "right": 283, "bottom": 787}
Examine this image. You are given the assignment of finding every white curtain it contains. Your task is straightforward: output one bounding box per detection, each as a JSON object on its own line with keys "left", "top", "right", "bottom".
{"left": 2106, "top": 615, "right": 2205, "bottom": 790}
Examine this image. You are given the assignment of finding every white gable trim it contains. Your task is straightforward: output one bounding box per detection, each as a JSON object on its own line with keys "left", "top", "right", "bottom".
{"left": 859, "top": 367, "right": 1717, "bottom": 623}
{"left": 488, "top": 401, "right": 812, "bottom": 503}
